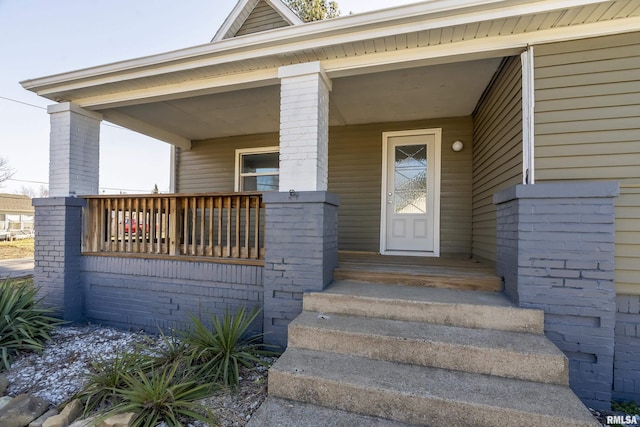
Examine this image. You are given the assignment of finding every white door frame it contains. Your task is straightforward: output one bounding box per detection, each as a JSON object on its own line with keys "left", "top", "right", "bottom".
{"left": 380, "top": 128, "right": 441, "bottom": 257}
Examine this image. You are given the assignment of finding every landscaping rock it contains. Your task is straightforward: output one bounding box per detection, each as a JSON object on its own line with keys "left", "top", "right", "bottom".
{"left": 0, "top": 395, "right": 13, "bottom": 410}
{"left": 0, "top": 394, "right": 50, "bottom": 427}
{"left": 29, "top": 408, "right": 59, "bottom": 427}
{"left": 0, "top": 373, "right": 9, "bottom": 394}
{"left": 43, "top": 399, "right": 83, "bottom": 427}
{"left": 98, "top": 412, "right": 136, "bottom": 427}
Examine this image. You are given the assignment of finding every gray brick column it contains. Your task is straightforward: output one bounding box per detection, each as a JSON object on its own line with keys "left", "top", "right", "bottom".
{"left": 614, "top": 295, "right": 640, "bottom": 402}
{"left": 32, "top": 197, "right": 86, "bottom": 322}
{"left": 32, "top": 102, "right": 101, "bottom": 321}
{"left": 262, "top": 191, "right": 339, "bottom": 348}
{"left": 494, "top": 182, "right": 618, "bottom": 410}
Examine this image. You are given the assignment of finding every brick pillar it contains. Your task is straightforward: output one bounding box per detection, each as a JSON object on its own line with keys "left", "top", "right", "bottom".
{"left": 262, "top": 191, "right": 339, "bottom": 349}
{"left": 32, "top": 197, "right": 86, "bottom": 322}
{"left": 47, "top": 102, "right": 101, "bottom": 197}
{"left": 32, "top": 103, "right": 101, "bottom": 321}
{"left": 494, "top": 181, "right": 618, "bottom": 410}
{"left": 278, "top": 62, "right": 331, "bottom": 192}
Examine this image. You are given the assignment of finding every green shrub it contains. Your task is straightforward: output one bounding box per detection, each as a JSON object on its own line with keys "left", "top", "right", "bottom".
{"left": 98, "top": 362, "right": 217, "bottom": 427}
{"left": 612, "top": 400, "right": 640, "bottom": 415}
{"left": 78, "top": 351, "right": 149, "bottom": 413}
{"left": 0, "top": 278, "right": 64, "bottom": 370}
{"left": 183, "top": 307, "right": 274, "bottom": 387}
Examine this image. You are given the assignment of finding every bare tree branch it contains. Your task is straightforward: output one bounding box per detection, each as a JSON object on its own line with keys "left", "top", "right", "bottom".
{"left": 0, "top": 157, "right": 15, "bottom": 186}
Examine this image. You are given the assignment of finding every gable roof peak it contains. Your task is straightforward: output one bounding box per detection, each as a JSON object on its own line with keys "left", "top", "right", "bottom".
{"left": 212, "top": 0, "right": 303, "bottom": 42}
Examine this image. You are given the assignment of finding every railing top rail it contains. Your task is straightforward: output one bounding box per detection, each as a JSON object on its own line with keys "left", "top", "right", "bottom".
{"left": 81, "top": 191, "right": 264, "bottom": 200}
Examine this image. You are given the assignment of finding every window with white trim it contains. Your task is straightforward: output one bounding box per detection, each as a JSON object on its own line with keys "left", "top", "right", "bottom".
{"left": 235, "top": 147, "right": 279, "bottom": 191}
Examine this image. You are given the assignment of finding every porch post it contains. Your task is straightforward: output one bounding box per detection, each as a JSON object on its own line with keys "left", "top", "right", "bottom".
{"left": 262, "top": 62, "right": 339, "bottom": 348}
{"left": 494, "top": 181, "right": 618, "bottom": 410}
{"left": 32, "top": 102, "right": 102, "bottom": 321}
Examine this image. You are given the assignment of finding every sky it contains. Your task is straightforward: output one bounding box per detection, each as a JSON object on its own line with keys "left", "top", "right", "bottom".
{"left": 0, "top": 0, "right": 420, "bottom": 195}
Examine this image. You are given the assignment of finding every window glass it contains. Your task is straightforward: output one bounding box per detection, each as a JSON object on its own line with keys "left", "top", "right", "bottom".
{"left": 237, "top": 149, "right": 279, "bottom": 191}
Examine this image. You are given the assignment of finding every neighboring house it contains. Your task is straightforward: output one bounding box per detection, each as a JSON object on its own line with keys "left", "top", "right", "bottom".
{"left": 21, "top": 0, "right": 640, "bottom": 412}
{"left": 0, "top": 193, "right": 34, "bottom": 231}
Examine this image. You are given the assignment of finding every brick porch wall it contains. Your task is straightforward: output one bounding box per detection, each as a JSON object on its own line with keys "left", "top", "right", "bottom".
{"left": 494, "top": 181, "right": 618, "bottom": 410}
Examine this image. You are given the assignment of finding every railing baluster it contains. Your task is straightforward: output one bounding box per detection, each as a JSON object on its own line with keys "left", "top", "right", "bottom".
{"left": 80, "top": 192, "right": 264, "bottom": 260}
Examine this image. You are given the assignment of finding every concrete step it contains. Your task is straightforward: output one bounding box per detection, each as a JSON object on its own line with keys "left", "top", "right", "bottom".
{"left": 248, "top": 397, "right": 417, "bottom": 427}
{"left": 288, "top": 310, "right": 568, "bottom": 385}
{"left": 333, "top": 267, "right": 503, "bottom": 291}
{"left": 268, "top": 348, "right": 599, "bottom": 427}
{"left": 303, "top": 280, "right": 544, "bottom": 334}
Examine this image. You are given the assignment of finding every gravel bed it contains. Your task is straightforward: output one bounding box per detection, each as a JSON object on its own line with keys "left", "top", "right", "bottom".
{"left": 5, "top": 324, "right": 271, "bottom": 426}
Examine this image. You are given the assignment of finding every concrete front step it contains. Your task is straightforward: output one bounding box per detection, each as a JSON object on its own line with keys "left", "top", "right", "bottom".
{"left": 333, "top": 267, "right": 503, "bottom": 291}
{"left": 248, "top": 397, "right": 417, "bottom": 427}
{"left": 288, "top": 310, "right": 568, "bottom": 385}
{"left": 268, "top": 348, "right": 600, "bottom": 427}
{"left": 304, "top": 280, "right": 544, "bottom": 334}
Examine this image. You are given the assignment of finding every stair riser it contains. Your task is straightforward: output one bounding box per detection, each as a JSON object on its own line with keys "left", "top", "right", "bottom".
{"left": 333, "top": 269, "right": 503, "bottom": 292}
{"left": 303, "top": 294, "right": 544, "bottom": 334}
{"left": 269, "top": 370, "right": 590, "bottom": 427}
{"left": 288, "top": 325, "right": 569, "bottom": 385}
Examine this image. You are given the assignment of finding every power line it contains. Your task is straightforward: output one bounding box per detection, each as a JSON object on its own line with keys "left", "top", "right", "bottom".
{"left": 0, "top": 95, "right": 131, "bottom": 131}
{"left": 0, "top": 96, "right": 46, "bottom": 110}
{"left": 7, "top": 178, "right": 164, "bottom": 194}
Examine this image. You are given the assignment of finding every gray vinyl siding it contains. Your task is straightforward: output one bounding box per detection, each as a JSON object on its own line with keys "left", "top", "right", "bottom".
{"left": 178, "top": 118, "right": 474, "bottom": 255}
{"left": 235, "top": 0, "right": 290, "bottom": 37}
{"left": 616, "top": 186, "right": 640, "bottom": 294}
{"left": 472, "top": 56, "right": 523, "bottom": 263}
{"left": 534, "top": 32, "right": 640, "bottom": 293}
{"left": 176, "top": 133, "right": 278, "bottom": 193}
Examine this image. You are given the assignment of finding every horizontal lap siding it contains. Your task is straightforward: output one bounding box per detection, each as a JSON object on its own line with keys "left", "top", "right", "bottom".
{"left": 616, "top": 186, "right": 640, "bottom": 294}
{"left": 329, "top": 118, "right": 473, "bottom": 255}
{"left": 176, "top": 133, "right": 278, "bottom": 193}
{"left": 235, "top": 1, "right": 290, "bottom": 37}
{"left": 178, "top": 119, "right": 474, "bottom": 255}
{"left": 472, "top": 56, "right": 523, "bottom": 263}
{"left": 534, "top": 32, "right": 640, "bottom": 294}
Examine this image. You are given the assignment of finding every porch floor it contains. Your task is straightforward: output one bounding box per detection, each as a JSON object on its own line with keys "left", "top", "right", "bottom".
{"left": 334, "top": 252, "right": 503, "bottom": 292}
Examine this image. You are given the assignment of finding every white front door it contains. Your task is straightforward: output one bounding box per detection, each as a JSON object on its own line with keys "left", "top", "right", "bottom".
{"left": 381, "top": 129, "right": 441, "bottom": 256}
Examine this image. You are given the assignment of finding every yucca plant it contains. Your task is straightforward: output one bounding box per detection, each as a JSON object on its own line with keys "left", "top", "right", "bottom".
{"left": 183, "top": 307, "right": 274, "bottom": 387}
{"left": 0, "top": 278, "right": 64, "bottom": 370}
{"left": 98, "top": 362, "right": 217, "bottom": 427}
{"left": 77, "top": 351, "right": 149, "bottom": 413}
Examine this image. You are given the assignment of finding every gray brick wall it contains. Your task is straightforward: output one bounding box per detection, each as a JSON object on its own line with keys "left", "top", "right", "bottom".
{"left": 494, "top": 182, "right": 618, "bottom": 410}
{"left": 615, "top": 295, "right": 640, "bottom": 402}
{"left": 263, "top": 191, "right": 339, "bottom": 348}
{"left": 32, "top": 197, "right": 86, "bottom": 322}
{"left": 81, "top": 256, "right": 264, "bottom": 333}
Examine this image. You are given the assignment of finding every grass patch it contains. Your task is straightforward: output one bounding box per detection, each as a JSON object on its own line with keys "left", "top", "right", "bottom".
{"left": 0, "top": 238, "right": 34, "bottom": 260}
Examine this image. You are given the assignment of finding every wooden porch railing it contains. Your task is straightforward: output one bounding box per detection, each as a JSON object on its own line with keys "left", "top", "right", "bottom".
{"left": 81, "top": 193, "right": 265, "bottom": 260}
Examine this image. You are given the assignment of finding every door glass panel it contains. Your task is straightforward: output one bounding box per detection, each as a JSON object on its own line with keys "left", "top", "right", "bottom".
{"left": 394, "top": 145, "right": 427, "bottom": 214}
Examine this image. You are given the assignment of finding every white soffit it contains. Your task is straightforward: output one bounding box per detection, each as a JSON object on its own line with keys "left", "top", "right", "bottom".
{"left": 21, "top": 0, "right": 640, "bottom": 105}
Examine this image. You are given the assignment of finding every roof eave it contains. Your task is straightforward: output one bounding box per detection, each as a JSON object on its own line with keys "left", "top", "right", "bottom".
{"left": 20, "top": 0, "right": 617, "bottom": 97}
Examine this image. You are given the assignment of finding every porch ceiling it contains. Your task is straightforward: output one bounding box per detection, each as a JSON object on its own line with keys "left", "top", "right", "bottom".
{"left": 104, "top": 58, "right": 502, "bottom": 141}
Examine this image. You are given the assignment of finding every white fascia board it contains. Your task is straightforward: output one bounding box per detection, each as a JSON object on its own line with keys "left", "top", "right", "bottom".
{"left": 212, "top": 0, "right": 259, "bottom": 42}
{"left": 264, "top": 0, "right": 303, "bottom": 25}
{"left": 73, "top": 16, "right": 640, "bottom": 110}
{"left": 323, "top": 17, "right": 640, "bottom": 77}
{"left": 20, "top": 0, "right": 613, "bottom": 97}
{"left": 102, "top": 110, "right": 192, "bottom": 149}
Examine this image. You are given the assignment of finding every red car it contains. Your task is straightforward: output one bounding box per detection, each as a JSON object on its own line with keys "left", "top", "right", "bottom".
{"left": 123, "top": 219, "right": 149, "bottom": 233}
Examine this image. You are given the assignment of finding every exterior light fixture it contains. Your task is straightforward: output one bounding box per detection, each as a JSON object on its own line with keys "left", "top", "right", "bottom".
{"left": 452, "top": 140, "right": 464, "bottom": 152}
